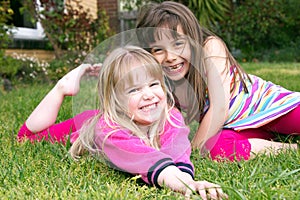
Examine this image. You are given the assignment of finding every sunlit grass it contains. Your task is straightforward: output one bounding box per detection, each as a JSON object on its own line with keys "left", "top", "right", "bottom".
{"left": 242, "top": 62, "right": 300, "bottom": 91}
{"left": 0, "top": 62, "right": 299, "bottom": 199}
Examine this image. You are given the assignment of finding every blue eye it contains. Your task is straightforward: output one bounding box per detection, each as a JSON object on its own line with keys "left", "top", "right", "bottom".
{"left": 174, "top": 40, "right": 186, "bottom": 48}
{"left": 150, "top": 81, "right": 160, "bottom": 87}
{"left": 128, "top": 88, "right": 139, "bottom": 94}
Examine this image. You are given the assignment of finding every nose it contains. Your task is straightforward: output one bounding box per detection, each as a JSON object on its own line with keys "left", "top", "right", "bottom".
{"left": 142, "top": 87, "right": 155, "bottom": 100}
{"left": 165, "top": 50, "right": 177, "bottom": 62}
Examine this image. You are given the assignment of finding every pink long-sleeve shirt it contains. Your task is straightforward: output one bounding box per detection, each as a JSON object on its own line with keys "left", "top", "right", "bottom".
{"left": 18, "top": 108, "right": 194, "bottom": 187}
{"left": 94, "top": 108, "right": 193, "bottom": 186}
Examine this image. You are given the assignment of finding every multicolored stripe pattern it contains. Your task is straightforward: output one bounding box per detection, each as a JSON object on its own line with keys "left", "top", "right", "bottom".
{"left": 223, "top": 69, "right": 300, "bottom": 130}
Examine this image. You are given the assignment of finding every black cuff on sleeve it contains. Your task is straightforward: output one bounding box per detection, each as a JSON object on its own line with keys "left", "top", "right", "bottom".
{"left": 176, "top": 162, "right": 194, "bottom": 179}
{"left": 147, "top": 158, "right": 175, "bottom": 188}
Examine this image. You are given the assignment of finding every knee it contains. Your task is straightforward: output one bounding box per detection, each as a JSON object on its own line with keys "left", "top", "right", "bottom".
{"left": 204, "top": 131, "right": 251, "bottom": 162}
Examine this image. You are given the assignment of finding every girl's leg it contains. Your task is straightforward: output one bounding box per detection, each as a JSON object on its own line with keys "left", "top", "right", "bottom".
{"left": 246, "top": 105, "right": 300, "bottom": 155}
{"left": 248, "top": 138, "right": 298, "bottom": 156}
{"left": 18, "top": 118, "right": 76, "bottom": 144}
{"left": 204, "top": 129, "right": 275, "bottom": 161}
{"left": 26, "top": 64, "right": 97, "bottom": 133}
{"left": 18, "top": 110, "right": 98, "bottom": 144}
{"left": 262, "top": 105, "right": 300, "bottom": 134}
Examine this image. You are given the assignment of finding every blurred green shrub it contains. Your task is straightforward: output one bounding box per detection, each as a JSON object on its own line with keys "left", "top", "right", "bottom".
{"left": 0, "top": 0, "right": 13, "bottom": 50}
{"left": 218, "top": 0, "right": 300, "bottom": 62}
{"left": 1, "top": 0, "right": 114, "bottom": 89}
{"left": 23, "top": 0, "right": 113, "bottom": 65}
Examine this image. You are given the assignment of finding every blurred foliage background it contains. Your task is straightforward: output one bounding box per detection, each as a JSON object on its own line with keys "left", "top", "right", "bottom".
{"left": 0, "top": 0, "right": 299, "bottom": 88}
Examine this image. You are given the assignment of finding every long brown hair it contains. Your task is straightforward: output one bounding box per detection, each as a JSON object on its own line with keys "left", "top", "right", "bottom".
{"left": 136, "top": 1, "right": 250, "bottom": 123}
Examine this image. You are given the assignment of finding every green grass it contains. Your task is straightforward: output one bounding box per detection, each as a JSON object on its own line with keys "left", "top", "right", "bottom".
{"left": 0, "top": 62, "right": 299, "bottom": 199}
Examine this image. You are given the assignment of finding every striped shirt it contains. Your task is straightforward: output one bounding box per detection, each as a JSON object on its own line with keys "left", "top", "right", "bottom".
{"left": 209, "top": 66, "right": 300, "bottom": 130}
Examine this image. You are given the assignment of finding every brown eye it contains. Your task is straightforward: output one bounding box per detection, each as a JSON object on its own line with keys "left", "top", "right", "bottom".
{"left": 151, "top": 47, "right": 164, "bottom": 55}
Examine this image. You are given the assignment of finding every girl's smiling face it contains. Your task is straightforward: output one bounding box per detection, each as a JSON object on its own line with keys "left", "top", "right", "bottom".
{"left": 149, "top": 26, "right": 191, "bottom": 81}
{"left": 118, "top": 62, "right": 167, "bottom": 127}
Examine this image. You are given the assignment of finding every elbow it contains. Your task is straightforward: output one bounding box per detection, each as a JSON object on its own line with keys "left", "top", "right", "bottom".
{"left": 209, "top": 103, "right": 228, "bottom": 120}
{"left": 220, "top": 105, "right": 229, "bottom": 119}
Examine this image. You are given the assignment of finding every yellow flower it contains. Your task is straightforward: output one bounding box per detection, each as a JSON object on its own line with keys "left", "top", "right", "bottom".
{"left": 8, "top": 8, "right": 14, "bottom": 15}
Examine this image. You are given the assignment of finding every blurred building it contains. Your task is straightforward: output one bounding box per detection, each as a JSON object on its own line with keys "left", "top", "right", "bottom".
{"left": 6, "top": 0, "right": 138, "bottom": 60}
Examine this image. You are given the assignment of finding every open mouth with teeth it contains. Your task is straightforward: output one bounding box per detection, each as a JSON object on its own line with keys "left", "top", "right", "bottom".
{"left": 163, "top": 63, "right": 184, "bottom": 74}
{"left": 140, "top": 103, "right": 158, "bottom": 112}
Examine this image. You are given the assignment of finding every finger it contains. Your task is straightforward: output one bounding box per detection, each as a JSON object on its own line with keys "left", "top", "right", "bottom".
{"left": 195, "top": 183, "right": 207, "bottom": 200}
{"left": 198, "top": 189, "right": 207, "bottom": 200}
{"left": 88, "top": 64, "right": 101, "bottom": 75}
{"left": 87, "top": 71, "right": 99, "bottom": 76}
{"left": 207, "top": 187, "right": 218, "bottom": 200}
{"left": 80, "top": 63, "right": 93, "bottom": 69}
{"left": 207, "top": 184, "right": 228, "bottom": 200}
{"left": 195, "top": 181, "right": 220, "bottom": 200}
{"left": 184, "top": 190, "right": 191, "bottom": 200}
{"left": 92, "top": 63, "right": 103, "bottom": 68}
{"left": 184, "top": 184, "right": 196, "bottom": 200}
{"left": 216, "top": 188, "right": 228, "bottom": 199}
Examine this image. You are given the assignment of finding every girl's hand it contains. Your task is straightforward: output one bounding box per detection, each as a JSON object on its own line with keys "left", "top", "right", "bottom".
{"left": 191, "top": 136, "right": 205, "bottom": 149}
{"left": 56, "top": 63, "right": 102, "bottom": 96}
{"left": 184, "top": 181, "right": 228, "bottom": 200}
{"left": 87, "top": 63, "right": 102, "bottom": 77}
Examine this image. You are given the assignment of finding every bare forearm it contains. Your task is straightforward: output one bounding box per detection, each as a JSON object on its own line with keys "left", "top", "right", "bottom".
{"left": 26, "top": 84, "right": 64, "bottom": 133}
{"left": 192, "top": 107, "right": 226, "bottom": 148}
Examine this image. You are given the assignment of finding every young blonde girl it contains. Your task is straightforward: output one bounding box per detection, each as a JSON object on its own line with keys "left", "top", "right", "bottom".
{"left": 18, "top": 46, "right": 227, "bottom": 199}
{"left": 136, "top": 1, "right": 300, "bottom": 161}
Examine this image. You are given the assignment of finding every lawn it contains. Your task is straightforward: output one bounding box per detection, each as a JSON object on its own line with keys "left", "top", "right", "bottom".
{"left": 0, "top": 62, "right": 299, "bottom": 199}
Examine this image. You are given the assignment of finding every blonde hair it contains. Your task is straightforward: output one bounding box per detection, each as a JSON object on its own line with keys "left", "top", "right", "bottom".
{"left": 136, "top": 1, "right": 251, "bottom": 124}
{"left": 69, "top": 46, "right": 176, "bottom": 159}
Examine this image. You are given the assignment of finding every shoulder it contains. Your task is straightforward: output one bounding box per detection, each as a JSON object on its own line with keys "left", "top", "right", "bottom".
{"left": 96, "top": 115, "right": 130, "bottom": 138}
{"left": 165, "top": 107, "right": 189, "bottom": 133}
{"left": 169, "top": 107, "right": 182, "bottom": 116}
{"left": 203, "top": 36, "right": 227, "bottom": 57}
{"left": 160, "top": 107, "right": 190, "bottom": 142}
{"left": 169, "top": 107, "right": 185, "bottom": 124}
{"left": 203, "top": 36, "right": 226, "bottom": 49}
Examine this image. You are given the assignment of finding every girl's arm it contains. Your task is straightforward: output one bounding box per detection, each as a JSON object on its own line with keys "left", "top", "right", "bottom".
{"left": 157, "top": 165, "right": 193, "bottom": 192}
{"left": 97, "top": 117, "right": 193, "bottom": 186}
{"left": 97, "top": 110, "right": 227, "bottom": 198}
{"left": 192, "top": 38, "right": 231, "bottom": 148}
{"left": 26, "top": 64, "right": 99, "bottom": 133}
{"left": 96, "top": 109, "right": 193, "bottom": 184}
